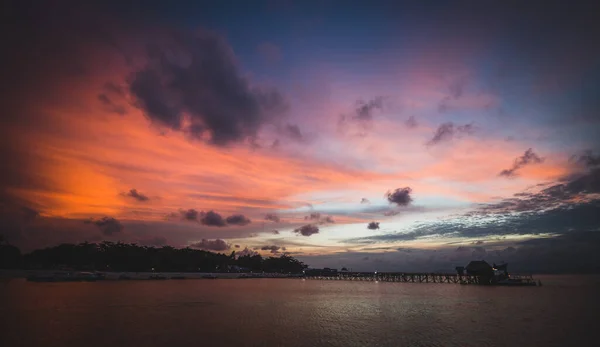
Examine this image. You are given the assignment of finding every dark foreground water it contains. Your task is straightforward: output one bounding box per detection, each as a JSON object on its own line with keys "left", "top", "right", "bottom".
{"left": 1, "top": 275, "right": 598, "bottom": 347}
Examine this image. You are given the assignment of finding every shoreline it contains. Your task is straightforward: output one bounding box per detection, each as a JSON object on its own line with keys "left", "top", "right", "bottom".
{"left": 0, "top": 269, "right": 302, "bottom": 281}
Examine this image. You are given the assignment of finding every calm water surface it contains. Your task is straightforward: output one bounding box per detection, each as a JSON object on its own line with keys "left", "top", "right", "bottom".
{"left": 1, "top": 275, "right": 598, "bottom": 347}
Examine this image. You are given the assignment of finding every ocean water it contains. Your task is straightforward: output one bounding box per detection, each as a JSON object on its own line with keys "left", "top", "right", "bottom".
{"left": 1, "top": 275, "right": 598, "bottom": 347}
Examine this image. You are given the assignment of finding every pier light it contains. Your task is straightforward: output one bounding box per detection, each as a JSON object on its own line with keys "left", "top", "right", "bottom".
{"left": 374, "top": 271, "right": 377, "bottom": 274}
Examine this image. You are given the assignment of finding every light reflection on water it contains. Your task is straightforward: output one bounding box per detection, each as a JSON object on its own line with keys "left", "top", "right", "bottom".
{"left": 0, "top": 275, "right": 598, "bottom": 347}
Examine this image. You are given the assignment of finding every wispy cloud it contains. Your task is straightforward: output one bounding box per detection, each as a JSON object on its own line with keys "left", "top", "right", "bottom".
{"left": 426, "top": 122, "right": 475, "bottom": 146}
{"left": 499, "top": 148, "right": 544, "bottom": 177}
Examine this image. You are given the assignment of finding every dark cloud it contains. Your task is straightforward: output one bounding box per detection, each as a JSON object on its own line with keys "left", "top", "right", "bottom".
{"left": 355, "top": 97, "right": 384, "bottom": 122}
{"left": 304, "top": 229, "right": 600, "bottom": 273}
{"left": 265, "top": 213, "right": 281, "bottom": 223}
{"left": 499, "top": 148, "right": 544, "bottom": 177}
{"left": 180, "top": 209, "right": 200, "bottom": 222}
{"left": 129, "top": 29, "right": 288, "bottom": 146}
{"left": 350, "top": 168, "right": 600, "bottom": 245}
{"left": 405, "top": 116, "right": 418, "bottom": 129}
{"left": 104, "top": 82, "right": 125, "bottom": 96}
{"left": 448, "top": 77, "right": 468, "bottom": 99}
{"left": 225, "top": 214, "right": 251, "bottom": 226}
{"left": 176, "top": 209, "right": 232, "bottom": 226}
{"left": 305, "top": 212, "right": 321, "bottom": 221}
{"left": 91, "top": 217, "right": 123, "bottom": 236}
{"left": 304, "top": 212, "right": 334, "bottom": 224}
{"left": 338, "top": 97, "right": 385, "bottom": 134}
{"left": 426, "top": 122, "right": 475, "bottom": 146}
{"left": 122, "top": 188, "right": 149, "bottom": 202}
{"left": 0, "top": 204, "right": 41, "bottom": 243}
{"left": 260, "top": 245, "right": 281, "bottom": 254}
{"left": 284, "top": 124, "right": 304, "bottom": 142}
{"left": 272, "top": 230, "right": 280, "bottom": 235}
{"left": 570, "top": 150, "right": 600, "bottom": 168}
{"left": 386, "top": 187, "right": 413, "bottom": 206}
{"left": 483, "top": 168, "right": 600, "bottom": 214}
{"left": 20, "top": 207, "right": 40, "bottom": 222}
{"left": 322, "top": 216, "right": 335, "bottom": 224}
{"left": 97, "top": 93, "right": 126, "bottom": 115}
{"left": 201, "top": 211, "right": 227, "bottom": 227}
{"left": 360, "top": 198, "right": 370, "bottom": 204}
{"left": 234, "top": 244, "right": 240, "bottom": 248}
{"left": 98, "top": 94, "right": 111, "bottom": 105}
{"left": 191, "top": 239, "right": 229, "bottom": 251}
{"left": 367, "top": 222, "right": 380, "bottom": 230}
{"left": 294, "top": 224, "right": 319, "bottom": 237}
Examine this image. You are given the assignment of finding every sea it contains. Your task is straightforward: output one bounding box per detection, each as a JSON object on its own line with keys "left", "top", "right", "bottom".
{"left": 1, "top": 275, "right": 598, "bottom": 347}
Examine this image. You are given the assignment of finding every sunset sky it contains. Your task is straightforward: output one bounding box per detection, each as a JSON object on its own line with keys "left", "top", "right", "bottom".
{"left": 2, "top": 1, "right": 599, "bottom": 272}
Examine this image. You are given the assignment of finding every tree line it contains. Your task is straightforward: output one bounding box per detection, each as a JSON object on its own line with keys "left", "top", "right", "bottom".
{"left": 0, "top": 239, "right": 307, "bottom": 274}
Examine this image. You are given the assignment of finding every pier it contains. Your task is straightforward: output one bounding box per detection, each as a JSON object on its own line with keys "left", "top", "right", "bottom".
{"left": 303, "top": 260, "right": 540, "bottom": 286}
{"left": 304, "top": 272, "right": 483, "bottom": 284}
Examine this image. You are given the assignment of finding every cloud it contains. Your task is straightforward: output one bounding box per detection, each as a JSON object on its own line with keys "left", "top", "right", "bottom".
{"left": 367, "top": 222, "right": 380, "bottom": 230}
{"left": 338, "top": 97, "right": 384, "bottom": 134}
{"left": 270, "top": 139, "right": 280, "bottom": 149}
{"left": 360, "top": 198, "right": 370, "bottom": 204}
{"left": 90, "top": 217, "right": 123, "bottom": 236}
{"left": 499, "top": 148, "right": 544, "bottom": 177}
{"left": 191, "top": 238, "right": 230, "bottom": 251}
{"left": 257, "top": 42, "right": 282, "bottom": 63}
{"left": 305, "top": 212, "right": 321, "bottom": 220}
{"left": 200, "top": 211, "right": 227, "bottom": 227}
{"left": 426, "top": 122, "right": 475, "bottom": 146}
{"left": 0, "top": 204, "right": 41, "bottom": 243}
{"left": 272, "top": 230, "right": 280, "bottom": 235}
{"left": 236, "top": 247, "right": 259, "bottom": 257}
{"left": 225, "top": 214, "right": 251, "bottom": 226}
{"left": 383, "top": 210, "right": 400, "bottom": 216}
{"left": 322, "top": 216, "right": 335, "bottom": 224}
{"left": 294, "top": 224, "right": 319, "bottom": 236}
{"left": 355, "top": 97, "right": 384, "bottom": 122}
{"left": 284, "top": 124, "right": 304, "bottom": 142}
{"left": 20, "top": 207, "right": 40, "bottom": 222}
{"left": 234, "top": 244, "right": 240, "bottom": 248}
{"left": 180, "top": 209, "right": 200, "bottom": 222}
{"left": 405, "top": 116, "right": 418, "bottom": 129}
{"left": 386, "top": 187, "right": 413, "bottom": 206}
{"left": 122, "top": 188, "right": 149, "bottom": 202}
{"left": 260, "top": 245, "right": 281, "bottom": 254}
{"left": 448, "top": 77, "right": 468, "bottom": 99}
{"left": 129, "top": 29, "right": 288, "bottom": 146}
{"left": 481, "top": 168, "right": 600, "bottom": 215}
{"left": 97, "top": 93, "right": 126, "bottom": 115}
{"left": 304, "top": 212, "right": 334, "bottom": 224}
{"left": 570, "top": 150, "right": 600, "bottom": 168}
{"left": 350, "top": 168, "right": 600, "bottom": 244}
{"left": 265, "top": 213, "right": 281, "bottom": 223}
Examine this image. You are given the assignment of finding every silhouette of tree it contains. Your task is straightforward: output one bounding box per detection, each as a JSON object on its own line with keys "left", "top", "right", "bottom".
{"left": 15, "top": 241, "right": 308, "bottom": 273}
{"left": 0, "top": 235, "right": 22, "bottom": 269}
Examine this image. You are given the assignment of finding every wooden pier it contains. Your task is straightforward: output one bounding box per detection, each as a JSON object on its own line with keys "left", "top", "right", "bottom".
{"left": 305, "top": 272, "right": 482, "bottom": 284}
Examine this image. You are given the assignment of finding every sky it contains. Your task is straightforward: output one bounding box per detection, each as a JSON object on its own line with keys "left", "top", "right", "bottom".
{"left": 1, "top": 0, "right": 599, "bottom": 273}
